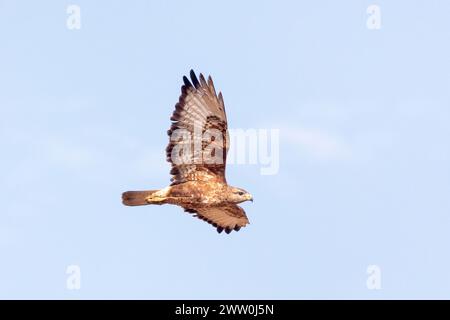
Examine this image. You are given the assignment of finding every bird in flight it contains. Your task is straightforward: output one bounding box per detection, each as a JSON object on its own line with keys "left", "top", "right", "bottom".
{"left": 122, "top": 70, "right": 253, "bottom": 234}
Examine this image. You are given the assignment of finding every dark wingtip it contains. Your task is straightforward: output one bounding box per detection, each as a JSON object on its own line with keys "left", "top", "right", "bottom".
{"left": 183, "top": 75, "right": 192, "bottom": 88}
{"left": 190, "top": 69, "right": 200, "bottom": 88}
{"left": 225, "top": 228, "right": 232, "bottom": 234}
{"left": 217, "top": 227, "right": 224, "bottom": 234}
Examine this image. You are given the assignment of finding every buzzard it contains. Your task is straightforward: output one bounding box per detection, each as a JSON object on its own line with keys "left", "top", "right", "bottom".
{"left": 122, "top": 70, "right": 253, "bottom": 234}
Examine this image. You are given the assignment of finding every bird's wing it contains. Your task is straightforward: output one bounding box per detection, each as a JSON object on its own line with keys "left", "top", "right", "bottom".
{"left": 166, "top": 70, "right": 229, "bottom": 185}
{"left": 185, "top": 205, "right": 250, "bottom": 234}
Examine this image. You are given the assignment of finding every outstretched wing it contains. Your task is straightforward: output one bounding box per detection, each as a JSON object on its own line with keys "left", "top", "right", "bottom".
{"left": 166, "top": 70, "right": 229, "bottom": 185}
{"left": 185, "top": 205, "right": 250, "bottom": 234}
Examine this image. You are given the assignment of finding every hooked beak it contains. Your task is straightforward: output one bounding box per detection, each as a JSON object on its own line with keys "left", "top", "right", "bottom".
{"left": 247, "top": 194, "right": 253, "bottom": 202}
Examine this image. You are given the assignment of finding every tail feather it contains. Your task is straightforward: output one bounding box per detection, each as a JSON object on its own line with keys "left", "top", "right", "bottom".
{"left": 122, "top": 190, "right": 157, "bottom": 206}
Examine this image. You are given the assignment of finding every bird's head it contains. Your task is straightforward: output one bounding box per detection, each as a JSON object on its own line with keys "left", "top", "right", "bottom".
{"left": 227, "top": 187, "right": 253, "bottom": 204}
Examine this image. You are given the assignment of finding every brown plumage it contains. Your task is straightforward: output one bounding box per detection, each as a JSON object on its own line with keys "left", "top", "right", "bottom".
{"left": 122, "top": 70, "right": 252, "bottom": 234}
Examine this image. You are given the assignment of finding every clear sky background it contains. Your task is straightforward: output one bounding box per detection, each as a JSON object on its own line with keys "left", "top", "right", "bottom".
{"left": 1, "top": 0, "right": 450, "bottom": 299}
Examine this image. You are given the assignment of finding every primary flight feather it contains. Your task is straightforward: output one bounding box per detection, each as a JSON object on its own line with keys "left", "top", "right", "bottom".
{"left": 122, "top": 70, "right": 252, "bottom": 234}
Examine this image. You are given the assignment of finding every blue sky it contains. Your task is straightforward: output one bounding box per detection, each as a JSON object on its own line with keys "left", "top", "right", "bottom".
{"left": 1, "top": 0, "right": 450, "bottom": 299}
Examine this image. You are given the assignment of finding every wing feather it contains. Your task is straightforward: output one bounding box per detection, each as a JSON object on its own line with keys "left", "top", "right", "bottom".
{"left": 167, "top": 70, "right": 229, "bottom": 185}
{"left": 184, "top": 205, "right": 249, "bottom": 234}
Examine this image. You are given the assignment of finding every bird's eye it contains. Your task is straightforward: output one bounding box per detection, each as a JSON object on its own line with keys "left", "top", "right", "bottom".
{"left": 237, "top": 191, "right": 244, "bottom": 196}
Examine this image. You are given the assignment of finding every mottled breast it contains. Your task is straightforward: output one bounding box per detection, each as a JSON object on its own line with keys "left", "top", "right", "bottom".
{"left": 169, "top": 181, "right": 227, "bottom": 206}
